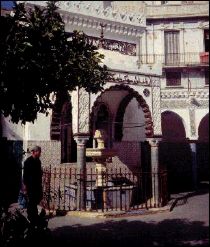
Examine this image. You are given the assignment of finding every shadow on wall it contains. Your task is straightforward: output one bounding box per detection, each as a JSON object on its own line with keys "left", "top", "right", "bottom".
{"left": 159, "top": 142, "right": 193, "bottom": 194}
{"left": 50, "top": 219, "right": 209, "bottom": 247}
{"left": 0, "top": 139, "right": 22, "bottom": 207}
{"left": 112, "top": 141, "right": 141, "bottom": 172}
{"left": 197, "top": 143, "right": 209, "bottom": 181}
{"left": 160, "top": 111, "right": 193, "bottom": 193}
{"left": 198, "top": 113, "right": 209, "bottom": 181}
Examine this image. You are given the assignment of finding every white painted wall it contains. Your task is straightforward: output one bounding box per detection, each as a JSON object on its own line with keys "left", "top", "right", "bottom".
{"left": 161, "top": 71, "right": 207, "bottom": 89}
{"left": 27, "top": 112, "right": 52, "bottom": 141}
{"left": 195, "top": 109, "right": 209, "bottom": 134}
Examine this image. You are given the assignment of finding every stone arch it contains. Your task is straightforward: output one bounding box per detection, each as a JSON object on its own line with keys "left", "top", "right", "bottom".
{"left": 50, "top": 91, "right": 71, "bottom": 140}
{"left": 160, "top": 110, "right": 192, "bottom": 193}
{"left": 50, "top": 91, "right": 77, "bottom": 163}
{"left": 198, "top": 113, "right": 209, "bottom": 142}
{"left": 197, "top": 113, "right": 209, "bottom": 181}
{"left": 90, "top": 84, "right": 153, "bottom": 140}
{"left": 161, "top": 110, "right": 187, "bottom": 141}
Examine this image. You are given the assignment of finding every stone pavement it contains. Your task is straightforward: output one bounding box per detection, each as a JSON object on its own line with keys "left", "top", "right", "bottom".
{"left": 48, "top": 185, "right": 209, "bottom": 247}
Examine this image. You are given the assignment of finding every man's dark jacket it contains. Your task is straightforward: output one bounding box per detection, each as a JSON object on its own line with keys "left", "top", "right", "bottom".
{"left": 23, "top": 156, "right": 43, "bottom": 202}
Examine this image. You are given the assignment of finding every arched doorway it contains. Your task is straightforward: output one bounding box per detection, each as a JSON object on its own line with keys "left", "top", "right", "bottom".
{"left": 197, "top": 113, "right": 209, "bottom": 181}
{"left": 60, "top": 102, "right": 75, "bottom": 163}
{"left": 161, "top": 111, "right": 186, "bottom": 141}
{"left": 198, "top": 113, "right": 209, "bottom": 142}
{"left": 51, "top": 91, "right": 77, "bottom": 163}
{"left": 160, "top": 111, "right": 192, "bottom": 193}
{"left": 90, "top": 84, "right": 153, "bottom": 172}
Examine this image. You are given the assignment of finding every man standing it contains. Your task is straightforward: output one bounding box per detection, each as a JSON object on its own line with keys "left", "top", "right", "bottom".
{"left": 23, "top": 146, "right": 43, "bottom": 227}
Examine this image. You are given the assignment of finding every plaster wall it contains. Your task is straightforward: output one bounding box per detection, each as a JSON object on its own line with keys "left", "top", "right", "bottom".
{"left": 123, "top": 98, "right": 146, "bottom": 142}
{"left": 27, "top": 112, "right": 52, "bottom": 141}
{"left": 195, "top": 109, "right": 209, "bottom": 134}
{"left": 161, "top": 70, "right": 206, "bottom": 88}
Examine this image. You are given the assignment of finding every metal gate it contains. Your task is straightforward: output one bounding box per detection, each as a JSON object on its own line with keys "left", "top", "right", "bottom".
{"left": 41, "top": 166, "right": 168, "bottom": 213}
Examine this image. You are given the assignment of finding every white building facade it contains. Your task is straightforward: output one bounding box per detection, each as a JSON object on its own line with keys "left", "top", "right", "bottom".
{"left": 2, "top": 1, "right": 209, "bottom": 192}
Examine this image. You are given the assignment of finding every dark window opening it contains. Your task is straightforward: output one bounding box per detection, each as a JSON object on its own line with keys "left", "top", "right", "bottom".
{"left": 204, "top": 30, "right": 209, "bottom": 52}
{"left": 166, "top": 71, "right": 181, "bottom": 86}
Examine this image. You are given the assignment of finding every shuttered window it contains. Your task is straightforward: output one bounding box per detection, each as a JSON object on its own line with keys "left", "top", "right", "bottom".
{"left": 164, "top": 31, "right": 180, "bottom": 65}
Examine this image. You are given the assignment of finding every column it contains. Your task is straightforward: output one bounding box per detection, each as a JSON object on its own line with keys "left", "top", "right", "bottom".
{"left": 71, "top": 87, "right": 91, "bottom": 210}
{"left": 74, "top": 135, "right": 90, "bottom": 211}
{"left": 148, "top": 137, "right": 162, "bottom": 207}
{"left": 189, "top": 141, "right": 198, "bottom": 190}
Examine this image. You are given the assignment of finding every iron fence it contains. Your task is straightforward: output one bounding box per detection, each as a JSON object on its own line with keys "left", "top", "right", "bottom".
{"left": 41, "top": 166, "right": 168, "bottom": 213}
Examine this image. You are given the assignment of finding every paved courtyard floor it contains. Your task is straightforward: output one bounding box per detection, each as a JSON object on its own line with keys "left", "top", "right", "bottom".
{"left": 47, "top": 183, "right": 209, "bottom": 247}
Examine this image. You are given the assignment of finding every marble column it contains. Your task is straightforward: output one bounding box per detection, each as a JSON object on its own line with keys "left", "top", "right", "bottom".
{"left": 74, "top": 135, "right": 90, "bottom": 211}
{"left": 189, "top": 141, "right": 198, "bottom": 190}
{"left": 71, "top": 87, "right": 91, "bottom": 210}
{"left": 148, "top": 137, "right": 162, "bottom": 207}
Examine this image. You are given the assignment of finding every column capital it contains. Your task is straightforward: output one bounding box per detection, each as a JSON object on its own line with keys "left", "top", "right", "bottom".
{"left": 147, "top": 137, "right": 162, "bottom": 147}
{"left": 186, "top": 138, "right": 198, "bottom": 144}
{"left": 74, "top": 134, "right": 90, "bottom": 145}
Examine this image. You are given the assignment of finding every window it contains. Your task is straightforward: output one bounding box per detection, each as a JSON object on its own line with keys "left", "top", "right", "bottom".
{"left": 164, "top": 31, "right": 180, "bottom": 65}
{"left": 166, "top": 71, "right": 181, "bottom": 86}
{"left": 204, "top": 30, "right": 209, "bottom": 52}
{"left": 205, "top": 70, "right": 209, "bottom": 85}
{"left": 161, "top": 1, "right": 169, "bottom": 4}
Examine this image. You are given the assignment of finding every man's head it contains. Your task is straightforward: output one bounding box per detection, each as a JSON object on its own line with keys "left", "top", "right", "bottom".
{"left": 31, "top": 146, "right": 41, "bottom": 159}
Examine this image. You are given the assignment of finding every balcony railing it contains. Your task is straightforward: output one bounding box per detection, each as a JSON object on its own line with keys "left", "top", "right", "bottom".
{"left": 138, "top": 52, "right": 209, "bottom": 66}
{"left": 67, "top": 32, "right": 137, "bottom": 56}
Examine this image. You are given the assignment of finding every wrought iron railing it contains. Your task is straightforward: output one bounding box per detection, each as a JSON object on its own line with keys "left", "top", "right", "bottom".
{"left": 138, "top": 52, "right": 209, "bottom": 66}
{"left": 41, "top": 166, "right": 168, "bottom": 213}
{"left": 67, "top": 32, "right": 137, "bottom": 56}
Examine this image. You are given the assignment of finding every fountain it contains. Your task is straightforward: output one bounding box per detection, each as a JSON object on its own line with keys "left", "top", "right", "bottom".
{"left": 86, "top": 129, "right": 117, "bottom": 209}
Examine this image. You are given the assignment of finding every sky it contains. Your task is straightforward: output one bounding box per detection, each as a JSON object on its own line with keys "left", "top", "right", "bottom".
{"left": 1, "top": 1, "right": 15, "bottom": 10}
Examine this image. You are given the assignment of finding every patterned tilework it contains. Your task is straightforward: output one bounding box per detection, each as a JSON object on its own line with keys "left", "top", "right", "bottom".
{"left": 27, "top": 140, "right": 61, "bottom": 166}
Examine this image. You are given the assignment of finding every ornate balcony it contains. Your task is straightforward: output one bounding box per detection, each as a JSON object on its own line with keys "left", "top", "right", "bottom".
{"left": 67, "top": 33, "right": 137, "bottom": 56}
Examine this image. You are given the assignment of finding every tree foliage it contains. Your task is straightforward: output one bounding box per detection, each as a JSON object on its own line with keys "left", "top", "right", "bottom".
{"left": 0, "top": 1, "right": 108, "bottom": 124}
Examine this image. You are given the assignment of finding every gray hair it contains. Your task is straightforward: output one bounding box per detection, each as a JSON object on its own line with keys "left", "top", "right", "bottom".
{"left": 31, "top": 146, "right": 41, "bottom": 152}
